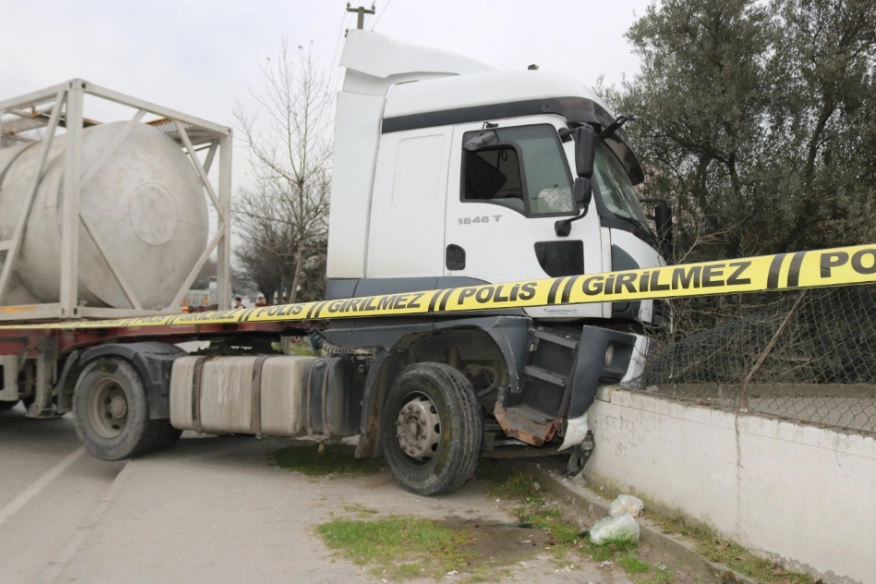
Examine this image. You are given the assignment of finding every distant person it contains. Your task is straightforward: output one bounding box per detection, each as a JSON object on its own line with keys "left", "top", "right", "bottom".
{"left": 282, "top": 296, "right": 288, "bottom": 304}
{"left": 255, "top": 295, "right": 267, "bottom": 307}
{"left": 233, "top": 297, "right": 245, "bottom": 309}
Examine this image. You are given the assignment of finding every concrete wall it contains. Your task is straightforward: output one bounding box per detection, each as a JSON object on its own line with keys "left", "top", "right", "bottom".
{"left": 585, "top": 387, "right": 876, "bottom": 584}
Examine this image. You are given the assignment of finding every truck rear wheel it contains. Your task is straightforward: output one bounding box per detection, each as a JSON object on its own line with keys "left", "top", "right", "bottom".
{"left": 381, "top": 362, "right": 482, "bottom": 496}
{"left": 73, "top": 357, "right": 178, "bottom": 460}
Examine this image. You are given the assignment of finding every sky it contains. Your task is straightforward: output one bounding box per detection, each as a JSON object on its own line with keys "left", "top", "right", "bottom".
{"left": 0, "top": 0, "right": 652, "bottom": 243}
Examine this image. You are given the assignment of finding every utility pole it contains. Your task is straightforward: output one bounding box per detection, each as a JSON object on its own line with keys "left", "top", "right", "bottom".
{"left": 346, "top": 3, "right": 375, "bottom": 30}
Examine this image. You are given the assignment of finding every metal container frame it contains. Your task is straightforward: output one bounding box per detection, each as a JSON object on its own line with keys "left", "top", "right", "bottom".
{"left": 0, "top": 79, "right": 232, "bottom": 322}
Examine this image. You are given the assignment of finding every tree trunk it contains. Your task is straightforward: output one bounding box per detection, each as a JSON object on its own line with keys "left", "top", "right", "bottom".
{"left": 288, "top": 247, "right": 304, "bottom": 304}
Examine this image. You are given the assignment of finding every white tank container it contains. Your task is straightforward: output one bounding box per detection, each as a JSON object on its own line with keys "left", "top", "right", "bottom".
{"left": 0, "top": 121, "right": 208, "bottom": 310}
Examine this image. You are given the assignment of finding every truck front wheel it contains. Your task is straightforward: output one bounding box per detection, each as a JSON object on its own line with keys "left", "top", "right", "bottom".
{"left": 73, "top": 357, "right": 178, "bottom": 460}
{"left": 381, "top": 362, "right": 482, "bottom": 495}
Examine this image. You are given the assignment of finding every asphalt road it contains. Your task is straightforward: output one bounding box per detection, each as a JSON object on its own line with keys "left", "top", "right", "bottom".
{"left": 0, "top": 405, "right": 634, "bottom": 584}
{"left": 0, "top": 404, "right": 124, "bottom": 584}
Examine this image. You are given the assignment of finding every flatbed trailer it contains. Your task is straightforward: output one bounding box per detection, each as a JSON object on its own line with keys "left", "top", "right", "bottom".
{"left": 0, "top": 321, "right": 310, "bottom": 417}
{"left": 0, "top": 301, "right": 626, "bottom": 497}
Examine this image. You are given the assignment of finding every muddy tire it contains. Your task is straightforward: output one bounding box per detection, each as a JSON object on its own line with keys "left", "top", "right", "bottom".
{"left": 0, "top": 400, "right": 18, "bottom": 410}
{"left": 381, "top": 362, "right": 482, "bottom": 496}
{"left": 73, "top": 357, "right": 175, "bottom": 460}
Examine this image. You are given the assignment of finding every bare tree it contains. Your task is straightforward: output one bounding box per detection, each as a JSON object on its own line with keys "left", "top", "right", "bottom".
{"left": 233, "top": 39, "right": 332, "bottom": 303}
{"left": 233, "top": 189, "right": 287, "bottom": 302}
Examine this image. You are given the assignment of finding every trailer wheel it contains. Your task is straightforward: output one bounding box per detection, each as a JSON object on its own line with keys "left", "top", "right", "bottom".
{"left": 73, "top": 357, "right": 171, "bottom": 460}
{"left": 0, "top": 400, "right": 18, "bottom": 410}
{"left": 381, "top": 362, "right": 482, "bottom": 496}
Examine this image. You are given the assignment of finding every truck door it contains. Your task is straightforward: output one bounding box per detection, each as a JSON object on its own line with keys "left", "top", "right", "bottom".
{"left": 444, "top": 116, "right": 606, "bottom": 319}
{"left": 367, "top": 128, "right": 452, "bottom": 278}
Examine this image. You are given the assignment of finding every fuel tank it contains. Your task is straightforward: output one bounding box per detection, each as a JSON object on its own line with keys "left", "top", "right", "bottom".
{"left": 169, "top": 355, "right": 361, "bottom": 438}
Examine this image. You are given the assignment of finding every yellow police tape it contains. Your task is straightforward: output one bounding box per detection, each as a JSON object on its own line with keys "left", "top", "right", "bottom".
{"left": 2, "top": 243, "right": 876, "bottom": 330}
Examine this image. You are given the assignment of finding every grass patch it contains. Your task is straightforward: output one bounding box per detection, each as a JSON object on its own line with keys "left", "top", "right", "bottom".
{"left": 635, "top": 568, "right": 674, "bottom": 584}
{"left": 480, "top": 464, "right": 545, "bottom": 504}
{"left": 618, "top": 551, "right": 651, "bottom": 573}
{"left": 651, "top": 514, "right": 815, "bottom": 584}
{"left": 481, "top": 463, "right": 642, "bottom": 553}
{"left": 271, "top": 443, "right": 382, "bottom": 476}
{"left": 318, "top": 517, "right": 473, "bottom": 579}
{"left": 597, "top": 533, "right": 639, "bottom": 552}
{"left": 580, "top": 532, "right": 639, "bottom": 563}
{"left": 517, "top": 507, "right": 580, "bottom": 546}
{"left": 582, "top": 538, "right": 671, "bottom": 583}
{"left": 478, "top": 463, "right": 677, "bottom": 583}
{"left": 547, "top": 520, "right": 581, "bottom": 545}
{"left": 518, "top": 506, "right": 561, "bottom": 527}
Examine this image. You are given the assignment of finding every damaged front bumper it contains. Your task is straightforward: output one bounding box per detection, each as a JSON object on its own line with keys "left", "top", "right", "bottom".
{"left": 494, "top": 324, "right": 649, "bottom": 453}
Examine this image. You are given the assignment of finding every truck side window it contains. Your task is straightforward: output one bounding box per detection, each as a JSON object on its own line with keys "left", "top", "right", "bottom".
{"left": 463, "top": 146, "right": 525, "bottom": 211}
{"left": 462, "top": 124, "right": 574, "bottom": 216}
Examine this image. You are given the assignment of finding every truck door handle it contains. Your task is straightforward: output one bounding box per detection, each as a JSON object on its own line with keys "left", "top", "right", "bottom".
{"left": 446, "top": 244, "right": 466, "bottom": 270}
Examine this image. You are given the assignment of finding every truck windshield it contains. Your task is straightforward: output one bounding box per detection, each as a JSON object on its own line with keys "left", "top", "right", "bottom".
{"left": 592, "top": 142, "right": 650, "bottom": 230}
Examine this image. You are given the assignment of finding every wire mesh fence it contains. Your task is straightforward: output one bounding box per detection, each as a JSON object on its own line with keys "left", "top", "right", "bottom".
{"left": 629, "top": 285, "right": 876, "bottom": 435}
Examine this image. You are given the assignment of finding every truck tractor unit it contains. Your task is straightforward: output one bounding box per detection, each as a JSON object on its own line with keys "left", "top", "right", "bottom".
{"left": 0, "top": 31, "right": 669, "bottom": 495}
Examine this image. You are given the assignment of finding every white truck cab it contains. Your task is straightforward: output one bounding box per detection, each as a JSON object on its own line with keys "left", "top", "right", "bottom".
{"left": 321, "top": 31, "right": 671, "bottom": 493}
{"left": 327, "top": 30, "right": 664, "bottom": 322}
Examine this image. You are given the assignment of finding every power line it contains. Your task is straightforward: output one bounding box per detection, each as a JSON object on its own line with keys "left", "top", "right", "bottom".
{"left": 371, "top": 0, "right": 392, "bottom": 31}
{"left": 328, "top": 8, "right": 349, "bottom": 93}
{"left": 329, "top": 9, "right": 348, "bottom": 74}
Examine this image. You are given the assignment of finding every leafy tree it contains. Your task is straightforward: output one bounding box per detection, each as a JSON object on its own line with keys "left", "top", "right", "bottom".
{"left": 601, "top": 0, "right": 876, "bottom": 263}
{"left": 597, "top": 0, "right": 875, "bottom": 337}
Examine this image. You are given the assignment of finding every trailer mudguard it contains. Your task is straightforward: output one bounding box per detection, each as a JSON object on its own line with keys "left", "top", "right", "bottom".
{"left": 79, "top": 342, "right": 184, "bottom": 419}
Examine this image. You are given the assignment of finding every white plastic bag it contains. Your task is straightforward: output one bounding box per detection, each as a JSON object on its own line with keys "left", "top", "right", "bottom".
{"left": 588, "top": 513, "right": 640, "bottom": 545}
{"left": 609, "top": 494, "right": 645, "bottom": 518}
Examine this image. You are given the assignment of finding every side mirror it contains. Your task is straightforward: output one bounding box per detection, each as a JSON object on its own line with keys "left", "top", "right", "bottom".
{"left": 573, "top": 177, "right": 592, "bottom": 210}
{"left": 573, "top": 125, "right": 596, "bottom": 178}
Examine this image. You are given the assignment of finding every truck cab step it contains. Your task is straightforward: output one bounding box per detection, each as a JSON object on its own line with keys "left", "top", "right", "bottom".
{"left": 523, "top": 365, "right": 567, "bottom": 387}
{"left": 532, "top": 328, "right": 579, "bottom": 350}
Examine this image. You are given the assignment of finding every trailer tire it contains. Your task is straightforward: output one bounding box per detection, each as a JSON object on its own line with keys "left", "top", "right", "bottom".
{"left": 0, "top": 400, "right": 18, "bottom": 410}
{"left": 73, "top": 357, "right": 167, "bottom": 461}
{"left": 381, "top": 362, "right": 482, "bottom": 496}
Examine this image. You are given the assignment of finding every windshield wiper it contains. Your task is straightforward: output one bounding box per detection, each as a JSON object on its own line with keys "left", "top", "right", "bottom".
{"left": 609, "top": 214, "right": 657, "bottom": 245}
{"left": 598, "top": 115, "right": 637, "bottom": 139}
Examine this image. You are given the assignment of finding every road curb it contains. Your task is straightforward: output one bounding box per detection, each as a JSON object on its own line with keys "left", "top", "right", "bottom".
{"left": 517, "top": 460, "right": 758, "bottom": 584}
